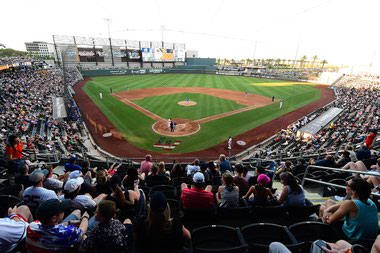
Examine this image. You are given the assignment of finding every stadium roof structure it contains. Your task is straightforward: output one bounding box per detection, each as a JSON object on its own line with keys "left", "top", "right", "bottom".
{"left": 297, "top": 107, "right": 343, "bottom": 138}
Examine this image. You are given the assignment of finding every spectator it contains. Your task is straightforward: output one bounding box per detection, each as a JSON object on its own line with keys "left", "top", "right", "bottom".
{"left": 216, "top": 172, "right": 239, "bottom": 208}
{"left": 26, "top": 199, "right": 89, "bottom": 252}
{"left": 345, "top": 145, "right": 357, "bottom": 162}
{"left": 356, "top": 145, "right": 371, "bottom": 161}
{"left": 15, "top": 162, "right": 32, "bottom": 188}
{"left": 181, "top": 172, "right": 214, "bottom": 209}
{"left": 336, "top": 151, "right": 351, "bottom": 168}
{"left": 233, "top": 163, "right": 249, "bottom": 193}
{"left": 171, "top": 163, "right": 185, "bottom": 179}
{"left": 364, "top": 129, "right": 377, "bottom": 148}
{"left": 275, "top": 161, "right": 293, "bottom": 176}
{"left": 186, "top": 159, "right": 200, "bottom": 176}
{"left": 208, "top": 161, "right": 221, "bottom": 180}
{"left": 292, "top": 159, "right": 307, "bottom": 175}
{"left": 315, "top": 155, "right": 336, "bottom": 168}
{"left": 146, "top": 164, "right": 170, "bottom": 187}
{"left": 80, "top": 200, "right": 133, "bottom": 253}
{"left": 62, "top": 177, "right": 100, "bottom": 211}
{"left": 64, "top": 155, "right": 82, "bottom": 172}
{"left": 219, "top": 154, "right": 232, "bottom": 174}
{"left": 5, "top": 134, "right": 25, "bottom": 172}
{"left": 134, "top": 192, "right": 191, "bottom": 253}
{"left": 199, "top": 161, "right": 211, "bottom": 182}
{"left": 243, "top": 174, "right": 273, "bottom": 205}
{"left": 157, "top": 161, "right": 170, "bottom": 177}
{"left": 43, "top": 167, "right": 63, "bottom": 192}
{"left": 139, "top": 154, "right": 153, "bottom": 175}
{"left": 22, "top": 169, "right": 58, "bottom": 211}
{"left": 320, "top": 178, "right": 378, "bottom": 240}
{"left": 276, "top": 172, "right": 305, "bottom": 206}
{"left": 122, "top": 167, "right": 141, "bottom": 188}
{"left": 0, "top": 205, "right": 33, "bottom": 253}
{"left": 93, "top": 170, "right": 112, "bottom": 196}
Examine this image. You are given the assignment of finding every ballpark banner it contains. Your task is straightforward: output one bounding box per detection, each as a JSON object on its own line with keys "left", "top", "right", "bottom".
{"left": 141, "top": 48, "right": 152, "bottom": 62}
{"left": 152, "top": 48, "right": 174, "bottom": 62}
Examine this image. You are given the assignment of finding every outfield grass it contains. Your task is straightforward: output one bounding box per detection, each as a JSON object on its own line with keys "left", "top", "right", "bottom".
{"left": 82, "top": 74, "right": 321, "bottom": 153}
{"left": 133, "top": 93, "right": 246, "bottom": 120}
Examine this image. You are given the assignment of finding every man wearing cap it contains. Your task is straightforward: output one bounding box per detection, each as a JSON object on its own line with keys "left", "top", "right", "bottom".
{"left": 64, "top": 155, "right": 82, "bottom": 172}
{"left": 61, "top": 177, "right": 97, "bottom": 211}
{"left": 80, "top": 200, "right": 133, "bottom": 253}
{"left": 181, "top": 172, "right": 214, "bottom": 209}
{"left": 22, "top": 169, "right": 58, "bottom": 211}
{"left": 26, "top": 199, "right": 89, "bottom": 252}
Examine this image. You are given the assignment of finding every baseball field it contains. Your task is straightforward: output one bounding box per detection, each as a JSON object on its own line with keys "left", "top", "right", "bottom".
{"left": 74, "top": 74, "right": 333, "bottom": 157}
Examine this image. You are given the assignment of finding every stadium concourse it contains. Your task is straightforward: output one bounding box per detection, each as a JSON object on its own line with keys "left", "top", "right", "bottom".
{"left": 1, "top": 58, "right": 380, "bottom": 252}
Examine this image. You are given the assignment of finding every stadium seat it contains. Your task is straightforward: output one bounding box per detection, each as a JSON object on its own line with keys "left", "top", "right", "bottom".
{"left": 250, "top": 205, "right": 287, "bottom": 219}
{"left": 286, "top": 198, "right": 320, "bottom": 221}
{"left": 289, "top": 221, "right": 341, "bottom": 248}
{"left": 172, "top": 177, "right": 192, "bottom": 187}
{"left": 192, "top": 225, "right": 247, "bottom": 253}
{"left": 150, "top": 185, "right": 176, "bottom": 199}
{"left": 241, "top": 223, "right": 302, "bottom": 253}
{"left": 182, "top": 207, "right": 217, "bottom": 229}
{"left": 0, "top": 195, "right": 21, "bottom": 218}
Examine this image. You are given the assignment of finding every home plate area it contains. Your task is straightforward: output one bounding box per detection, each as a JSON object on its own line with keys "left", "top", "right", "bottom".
{"left": 153, "top": 137, "right": 182, "bottom": 150}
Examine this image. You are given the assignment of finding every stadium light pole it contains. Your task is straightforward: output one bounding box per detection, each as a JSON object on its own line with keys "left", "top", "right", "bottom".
{"left": 104, "top": 18, "right": 115, "bottom": 66}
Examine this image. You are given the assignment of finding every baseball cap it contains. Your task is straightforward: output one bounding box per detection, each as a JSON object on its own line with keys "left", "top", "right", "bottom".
{"left": 36, "top": 199, "right": 72, "bottom": 222}
{"left": 150, "top": 192, "right": 167, "bottom": 213}
{"left": 64, "top": 177, "right": 84, "bottom": 193}
{"left": 69, "top": 170, "right": 82, "bottom": 179}
{"left": 193, "top": 172, "right": 205, "bottom": 183}
{"left": 29, "top": 169, "right": 48, "bottom": 183}
{"left": 257, "top": 174, "right": 271, "bottom": 186}
{"left": 69, "top": 155, "right": 77, "bottom": 162}
{"left": 110, "top": 175, "right": 121, "bottom": 186}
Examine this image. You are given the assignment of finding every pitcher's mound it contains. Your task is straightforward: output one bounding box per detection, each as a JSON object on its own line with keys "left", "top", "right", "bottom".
{"left": 152, "top": 118, "right": 200, "bottom": 137}
{"left": 178, "top": 101, "right": 197, "bottom": 106}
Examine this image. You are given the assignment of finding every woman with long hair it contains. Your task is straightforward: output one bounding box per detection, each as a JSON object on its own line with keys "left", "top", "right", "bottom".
{"left": 134, "top": 192, "right": 191, "bottom": 252}
{"left": 171, "top": 163, "right": 185, "bottom": 179}
{"left": 216, "top": 172, "right": 239, "bottom": 208}
{"left": 243, "top": 174, "right": 273, "bottom": 205}
{"left": 276, "top": 172, "right": 305, "bottom": 206}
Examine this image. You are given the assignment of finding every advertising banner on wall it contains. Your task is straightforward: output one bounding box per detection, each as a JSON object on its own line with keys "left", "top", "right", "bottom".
{"left": 174, "top": 48, "right": 186, "bottom": 62}
{"left": 141, "top": 48, "right": 152, "bottom": 62}
{"left": 152, "top": 48, "right": 174, "bottom": 61}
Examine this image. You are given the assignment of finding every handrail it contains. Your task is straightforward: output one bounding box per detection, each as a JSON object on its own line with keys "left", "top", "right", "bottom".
{"left": 301, "top": 165, "right": 380, "bottom": 197}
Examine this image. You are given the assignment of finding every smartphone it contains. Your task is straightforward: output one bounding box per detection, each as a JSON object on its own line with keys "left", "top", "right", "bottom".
{"left": 315, "top": 240, "right": 330, "bottom": 250}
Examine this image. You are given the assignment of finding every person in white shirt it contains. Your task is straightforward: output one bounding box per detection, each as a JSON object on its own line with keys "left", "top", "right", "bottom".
{"left": 22, "top": 170, "right": 58, "bottom": 211}
{"left": 186, "top": 159, "right": 200, "bottom": 176}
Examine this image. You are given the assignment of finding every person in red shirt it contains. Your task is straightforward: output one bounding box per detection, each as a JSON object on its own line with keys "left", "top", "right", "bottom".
{"left": 180, "top": 172, "right": 214, "bottom": 209}
{"left": 365, "top": 129, "right": 378, "bottom": 148}
{"left": 5, "top": 135, "right": 25, "bottom": 172}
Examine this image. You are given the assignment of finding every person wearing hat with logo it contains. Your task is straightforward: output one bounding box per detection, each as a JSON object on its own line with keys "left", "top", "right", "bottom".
{"left": 61, "top": 177, "right": 100, "bottom": 211}
{"left": 26, "top": 199, "right": 89, "bottom": 252}
{"left": 134, "top": 192, "right": 191, "bottom": 253}
{"left": 80, "top": 200, "right": 133, "bottom": 253}
{"left": 180, "top": 172, "right": 214, "bottom": 209}
{"left": 22, "top": 169, "right": 58, "bottom": 211}
{"left": 243, "top": 174, "right": 274, "bottom": 205}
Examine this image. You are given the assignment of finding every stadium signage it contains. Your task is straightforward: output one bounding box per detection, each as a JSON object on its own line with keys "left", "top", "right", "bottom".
{"left": 149, "top": 69, "right": 163, "bottom": 74}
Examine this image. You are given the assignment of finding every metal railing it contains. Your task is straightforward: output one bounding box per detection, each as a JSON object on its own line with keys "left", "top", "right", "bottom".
{"left": 300, "top": 165, "right": 380, "bottom": 198}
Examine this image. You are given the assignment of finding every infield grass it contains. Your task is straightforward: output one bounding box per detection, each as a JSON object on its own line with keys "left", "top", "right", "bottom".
{"left": 82, "top": 74, "right": 321, "bottom": 153}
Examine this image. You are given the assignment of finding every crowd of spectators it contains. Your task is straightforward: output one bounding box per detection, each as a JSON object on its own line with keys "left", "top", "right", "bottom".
{"left": 0, "top": 58, "right": 85, "bottom": 161}
{"left": 258, "top": 76, "right": 380, "bottom": 160}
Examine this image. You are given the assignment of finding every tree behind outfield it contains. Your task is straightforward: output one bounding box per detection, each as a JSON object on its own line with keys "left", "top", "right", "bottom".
{"left": 0, "top": 48, "right": 28, "bottom": 58}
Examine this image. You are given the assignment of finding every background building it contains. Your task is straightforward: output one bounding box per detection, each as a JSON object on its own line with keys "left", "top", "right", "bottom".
{"left": 25, "top": 41, "right": 56, "bottom": 60}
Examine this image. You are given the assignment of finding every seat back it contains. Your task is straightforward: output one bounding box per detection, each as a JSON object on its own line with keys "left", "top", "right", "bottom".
{"left": 192, "top": 225, "right": 247, "bottom": 253}
{"left": 250, "top": 205, "right": 287, "bottom": 219}
{"left": 150, "top": 185, "right": 176, "bottom": 199}
{"left": 0, "top": 195, "right": 21, "bottom": 218}
{"left": 172, "top": 177, "right": 192, "bottom": 187}
{"left": 289, "top": 221, "right": 340, "bottom": 244}
{"left": 287, "top": 204, "right": 320, "bottom": 220}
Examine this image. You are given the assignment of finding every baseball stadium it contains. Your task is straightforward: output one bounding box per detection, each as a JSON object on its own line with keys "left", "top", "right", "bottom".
{"left": 1, "top": 0, "right": 380, "bottom": 252}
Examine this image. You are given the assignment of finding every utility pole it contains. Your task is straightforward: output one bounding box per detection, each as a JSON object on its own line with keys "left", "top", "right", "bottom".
{"left": 160, "top": 25, "right": 165, "bottom": 42}
{"left": 292, "top": 41, "right": 300, "bottom": 69}
{"left": 370, "top": 50, "right": 376, "bottom": 68}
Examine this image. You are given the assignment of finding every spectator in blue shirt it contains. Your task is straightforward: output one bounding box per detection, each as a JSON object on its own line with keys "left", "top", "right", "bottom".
{"left": 219, "top": 154, "right": 232, "bottom": 174}
{"left": 65, "top": 155, "right": 82, "bottom": 172}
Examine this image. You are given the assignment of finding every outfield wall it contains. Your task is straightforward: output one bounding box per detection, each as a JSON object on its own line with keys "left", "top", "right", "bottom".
{"left": 81, "top": 68, "right": 217, "bottom": 77}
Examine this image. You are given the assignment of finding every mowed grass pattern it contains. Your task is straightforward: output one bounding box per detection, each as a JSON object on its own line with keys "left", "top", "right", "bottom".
{"left": 133, "top": 93, "right": 245, "bottom": 120}
{"left": 82, "top": 74, "right": 321, "bottom": 153}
